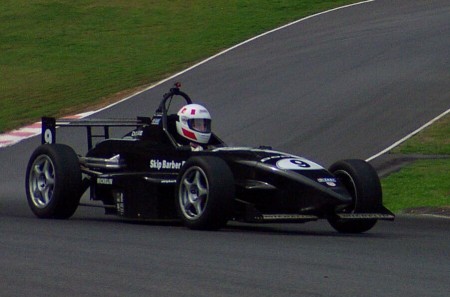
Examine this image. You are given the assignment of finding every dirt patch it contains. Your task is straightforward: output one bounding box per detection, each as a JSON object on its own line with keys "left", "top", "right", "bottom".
{"left": 402, "top": 206, "right": 450, "bottom": 217}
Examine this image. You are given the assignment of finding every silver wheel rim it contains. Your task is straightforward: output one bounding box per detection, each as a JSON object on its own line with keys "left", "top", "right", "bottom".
{"left": 179, "top": 166, "right": 209, "bottom": 220}
{"left": 28, "top": 155, "right": 56, "bottom": 209}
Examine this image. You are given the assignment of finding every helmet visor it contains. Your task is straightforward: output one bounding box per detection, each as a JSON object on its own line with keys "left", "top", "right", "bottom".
{"left": 188, "top": 119, "right": 211, "bottom": 133}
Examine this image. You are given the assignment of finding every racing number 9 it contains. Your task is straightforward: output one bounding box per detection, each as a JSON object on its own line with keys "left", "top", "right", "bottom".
{"left": 290, "top": 159, "right": 311, "bottom": 168}
{"left": 44, "top": 129, "right": 53, "bottom": 144}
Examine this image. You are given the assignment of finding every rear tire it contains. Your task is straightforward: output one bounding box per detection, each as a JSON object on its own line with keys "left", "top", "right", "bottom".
{"left": 26, "top": 144, "right": 82, "bottom": 219}
{"left": 327, "top": 159, "right": 381, "bottom": 233}
{"left": 176, "top": 156, "right": 234, "bottom": 230}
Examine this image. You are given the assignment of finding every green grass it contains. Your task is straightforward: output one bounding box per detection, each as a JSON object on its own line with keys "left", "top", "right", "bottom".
{"left": 0, "top": 0, "right": 359, "bottom": 132}
{"left": 391, "top": 114, "right": 450, "bottom": 155}
{"left": 382, "top": 159, "right": 450, "bottom": 213}
{"left": 382, "top": 114, "right": 450, "bottom": 213}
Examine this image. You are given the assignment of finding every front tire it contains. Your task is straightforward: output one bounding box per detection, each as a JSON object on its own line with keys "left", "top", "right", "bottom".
{"left": 25, "top": 144, "right": 82, "bottom": 219}
{"left": 327, "top": 159, "right": 381, "bottom": 233}
{"left": 176, "top": 156, "right": 234, "bottom": 230}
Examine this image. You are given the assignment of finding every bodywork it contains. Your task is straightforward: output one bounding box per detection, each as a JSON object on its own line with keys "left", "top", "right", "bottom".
{"left": 40, "top": 86, "right": 394, "bottom": 224}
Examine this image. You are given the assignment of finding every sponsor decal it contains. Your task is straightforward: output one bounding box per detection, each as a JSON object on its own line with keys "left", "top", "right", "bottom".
{"left": 131, "top": 130, "right": 143, "bottom": 137}
{"left": 151, "top": 118, "right": 161, "bottom": 125}
{"left": 161, "top": 179, "right": 177, "bottom": 184}
{"left": 115, "top": 192, "right": 124, "bottom": 216}
{"left": 317, "top": 177, "right": 337, "bottom": 187}
{"left": 150, "top": 159, "right": 185, "bottom": 171}
{"left": 97, "top": 178, "right": 113, "bottom": 185}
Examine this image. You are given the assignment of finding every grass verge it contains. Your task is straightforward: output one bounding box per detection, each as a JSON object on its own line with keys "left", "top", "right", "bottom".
{"left": 382, "top": 114, "right": 450, "bottom": 213}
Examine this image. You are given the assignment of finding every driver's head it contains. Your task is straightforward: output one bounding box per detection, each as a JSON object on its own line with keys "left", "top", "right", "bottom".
{"left": 176, "top": 104, "right": 211, "bottom": 144}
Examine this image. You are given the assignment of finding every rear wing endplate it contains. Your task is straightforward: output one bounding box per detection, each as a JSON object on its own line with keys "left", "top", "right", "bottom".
{"left": 41, "top": 116, "right": 152, "bottom": 150}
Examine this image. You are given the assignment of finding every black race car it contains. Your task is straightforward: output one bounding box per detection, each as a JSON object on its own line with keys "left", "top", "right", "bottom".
{"left": 26, "top": 83, "right": 394, "bottom": 233}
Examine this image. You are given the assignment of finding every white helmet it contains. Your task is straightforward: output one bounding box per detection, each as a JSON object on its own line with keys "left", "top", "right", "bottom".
{"left": 176, "top": 104, "right": 211, "bottom": 144}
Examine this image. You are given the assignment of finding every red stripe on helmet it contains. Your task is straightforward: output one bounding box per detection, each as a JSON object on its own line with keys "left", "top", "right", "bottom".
{"left": 182, "top": 128, "right": 197, "bottom": 140}
{"left": 191, "top": 109, "right": 196, "bottom": 115}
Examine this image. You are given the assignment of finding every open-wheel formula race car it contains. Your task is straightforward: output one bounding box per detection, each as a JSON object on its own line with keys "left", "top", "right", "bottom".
{"left": 26, "top": 83, "right": 394, "bottom": 233}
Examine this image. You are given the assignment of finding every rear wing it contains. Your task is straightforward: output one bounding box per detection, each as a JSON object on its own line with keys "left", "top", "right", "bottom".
{"left": 41, "top": 116, "right": 152, "bottom": 150}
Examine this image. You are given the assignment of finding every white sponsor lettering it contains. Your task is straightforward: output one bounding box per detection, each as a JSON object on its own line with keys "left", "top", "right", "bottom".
{"left": 317, "top": 178, "right": 337, "bottom": 183}
{"left": 97, "top": 178, "right": 113, "bottom": 185}
{"left": 115, "top": 192, "right": 124, "bottom": 216}
{"left": 318, "top": 178, "right": 337, "bottom": 187}
{"left": 131, "top": 130, "right": 143, "bottom": 137}
{"left": 161, "top": 179, "right": 177, "bottom": 184}
{"left": 150, "top": 159, "right": 185, "bottom": 171}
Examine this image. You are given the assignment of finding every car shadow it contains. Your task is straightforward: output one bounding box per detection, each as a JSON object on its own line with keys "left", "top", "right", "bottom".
{"left": 221, "top": 221, "right": 397, "bottom": 239}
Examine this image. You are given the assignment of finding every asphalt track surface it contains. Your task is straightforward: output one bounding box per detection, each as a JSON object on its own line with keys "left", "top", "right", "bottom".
{"left": 1, "top": 0, "right": 449, "bottom": 296}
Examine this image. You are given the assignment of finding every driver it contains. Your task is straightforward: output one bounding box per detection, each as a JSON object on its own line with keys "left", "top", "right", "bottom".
{"left": 175, "top": 104, "right": 211, "bottom": 151}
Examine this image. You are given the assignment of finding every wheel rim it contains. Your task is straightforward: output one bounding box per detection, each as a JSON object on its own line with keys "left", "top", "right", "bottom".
{"left": 179, "top": 166, "right": 209, "bottom": 220}
{"left": 28, "top": 155, "right": 56, "bottom": 209}
{"left": 334, "top": 169, "right": 358, "bottom": 213}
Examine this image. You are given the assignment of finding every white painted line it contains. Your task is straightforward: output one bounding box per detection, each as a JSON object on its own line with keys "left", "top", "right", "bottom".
{"left": 366, "top": 108, "right": 450, "bottom": 162}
